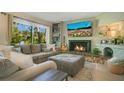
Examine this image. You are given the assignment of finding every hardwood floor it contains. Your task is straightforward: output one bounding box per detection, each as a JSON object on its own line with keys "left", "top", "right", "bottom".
{"left": 85, "top": 62, "right": 124, "bottom": 81}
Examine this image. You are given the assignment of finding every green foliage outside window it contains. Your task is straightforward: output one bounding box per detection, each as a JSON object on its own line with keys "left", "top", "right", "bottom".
{"left": 33, "top": 27, "right": 46, "bottom": 44}
{"left": 11, "top": 22, "right": 46, "bottom": 46}
{"left": 11, "top": 26, "right": 32, "bottom": 46}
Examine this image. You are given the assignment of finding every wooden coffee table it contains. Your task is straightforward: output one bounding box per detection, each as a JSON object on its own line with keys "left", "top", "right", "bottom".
{"left": 32, "top": 69, "right": 68, "bottom": 81}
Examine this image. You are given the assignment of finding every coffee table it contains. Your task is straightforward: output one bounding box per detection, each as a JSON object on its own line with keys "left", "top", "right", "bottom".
{"left": 32, "top": 69, "right": 68, "bottom": 81}
{"left": 48, "top": 54, "right": 85, "bottom": 76}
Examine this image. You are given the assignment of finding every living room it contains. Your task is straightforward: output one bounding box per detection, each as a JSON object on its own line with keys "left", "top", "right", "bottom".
{"left": 0, "top": 12, "right": 124, "bottom": 81}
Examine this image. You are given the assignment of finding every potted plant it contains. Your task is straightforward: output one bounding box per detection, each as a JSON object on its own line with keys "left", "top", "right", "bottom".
{"left": 92, "top": 48, "right": 101, "bottom": 56}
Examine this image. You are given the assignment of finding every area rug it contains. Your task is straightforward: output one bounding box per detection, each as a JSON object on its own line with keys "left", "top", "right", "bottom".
{"left": 68, "top": 67, "right": 93, "bottom": 81}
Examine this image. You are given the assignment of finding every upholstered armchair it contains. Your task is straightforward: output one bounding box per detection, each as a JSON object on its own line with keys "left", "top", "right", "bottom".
{"left": 107, "top": 57, "right": 124, "bottom": 74}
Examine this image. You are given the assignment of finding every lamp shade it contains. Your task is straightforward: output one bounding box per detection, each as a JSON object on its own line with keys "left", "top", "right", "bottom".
{"left": 107, "top": 30, "right": 120, "bottom": 38}
{"left": 110, "top": 30, "right": 117, "bottom": 37}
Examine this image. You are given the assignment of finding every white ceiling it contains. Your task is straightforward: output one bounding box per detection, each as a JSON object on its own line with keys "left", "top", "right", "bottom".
{"left": 26, "top": 12, "right": 102, "bottom": 23}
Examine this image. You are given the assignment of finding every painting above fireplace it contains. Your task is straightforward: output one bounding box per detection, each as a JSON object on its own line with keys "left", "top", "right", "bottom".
{"left": 67, "top": 21, "right": 92, "bottom": 37}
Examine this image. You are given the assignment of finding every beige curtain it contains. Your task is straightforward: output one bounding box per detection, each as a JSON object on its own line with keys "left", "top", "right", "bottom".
{"left": 0, "top": 12, "right": 9, "bottom": 45}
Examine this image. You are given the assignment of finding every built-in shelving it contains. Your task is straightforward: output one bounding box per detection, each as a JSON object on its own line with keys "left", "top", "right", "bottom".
{"left": 52, "top": 23, "right": 61, "bottom": 47}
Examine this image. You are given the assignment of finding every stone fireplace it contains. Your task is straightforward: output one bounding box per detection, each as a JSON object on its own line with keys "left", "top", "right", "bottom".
{"left": 96, "top": 44, "right": 124, "bottom": 58}
{"left": 69, "top": 40, "right": 91, "bottom": 52}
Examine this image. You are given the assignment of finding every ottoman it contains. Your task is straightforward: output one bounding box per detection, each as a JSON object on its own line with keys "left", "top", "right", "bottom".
{"left": 48, "top": 54, "right": 85, "bottom": 76}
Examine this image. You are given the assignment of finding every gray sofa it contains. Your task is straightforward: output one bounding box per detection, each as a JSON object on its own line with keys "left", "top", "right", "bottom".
{"left": 16, "top": 44, "right": 59, "bottom": 64}
{"left": 0, "top": 44, "right": 58, "bottom": 81}
{"left": 31, "top": 51, "right": 58, "bottom": 64}
{"left": 0, "top": 60, "right": 57, "bottom": 81}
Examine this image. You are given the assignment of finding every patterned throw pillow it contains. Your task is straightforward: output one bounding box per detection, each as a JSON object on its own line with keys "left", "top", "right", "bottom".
{"left": 31, "top": 44, "right": 42, "bottom": 54}
{"left": 20, "top": 45, "right": 31, "bottom": 54}
{"left": 107, "top": 57, "right": 124, "bottom": 66}
{"left": 0, "top": 58, "right": 19, "bottom": 78}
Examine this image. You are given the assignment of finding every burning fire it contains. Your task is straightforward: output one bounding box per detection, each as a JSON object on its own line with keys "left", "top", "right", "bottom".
{"left": 75, "top": 45, "right": 85, "bottom": 52}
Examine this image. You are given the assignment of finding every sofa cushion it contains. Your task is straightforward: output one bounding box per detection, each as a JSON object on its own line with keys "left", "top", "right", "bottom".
{"left": 42, "top": 48, "right": 51, "bottom": 52}
{"left": 0, "top": 47, "right": 11, "bottom": 58}
{"left": 10, "top": 52, "right": 34, "bottom": 69}
{"left": 20, "top": 45, "right": 31, "bottom": 54}
{"left": 30, "top": 51, "right": 58, "bottom": 64}
{"left": 31, "top": 44, "right": 42, "bottom": 54}
{"left": 0, "top": 58, "right": 19, "bottom": 78}
{"left": 12, "top": 47, "right": 21, "bottom": 53}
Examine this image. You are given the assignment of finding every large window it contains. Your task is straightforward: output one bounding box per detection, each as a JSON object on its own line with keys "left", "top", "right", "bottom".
{"left": 11, "top": 17, "right": 47, "bottom": 46}
{"left": 11, "top": 22, "right": 32, "bottom": 45}
{"left": 33, "top": 26, "right": 46, "bottom": 44}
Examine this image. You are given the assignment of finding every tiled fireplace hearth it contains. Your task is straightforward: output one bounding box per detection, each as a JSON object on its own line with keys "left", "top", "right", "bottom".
{"left": 69, "top": 40, "right": 91, "bottom": 52}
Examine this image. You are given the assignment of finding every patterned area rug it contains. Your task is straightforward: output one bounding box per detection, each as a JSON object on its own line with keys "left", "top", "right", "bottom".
{"left": 68, "top": 62, "right": 124, "bottom": 81}
{"left": 68, "top": 67, "right": 93, "bottom": 81}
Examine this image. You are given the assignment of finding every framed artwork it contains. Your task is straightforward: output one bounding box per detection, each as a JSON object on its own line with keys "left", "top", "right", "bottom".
{"left": 67, "top": 21, "right": 93, "bottom": 37}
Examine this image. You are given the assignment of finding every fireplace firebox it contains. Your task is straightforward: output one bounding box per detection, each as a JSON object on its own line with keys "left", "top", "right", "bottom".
{"left": 104, "top": 47, "right": 113, "bottom": 58}
{"left": 69, "top": 40, "right": 91, "bottom": 52}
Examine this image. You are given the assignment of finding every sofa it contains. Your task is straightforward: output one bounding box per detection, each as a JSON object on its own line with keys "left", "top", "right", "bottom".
{"left": 0, "top": 44, "right": 57, "bottom": 81}
{"left": 0, "top": 60, "right": 57, "bottom": 81}
{"left": 13, "top": 44, "right": 59, "bottom": 64}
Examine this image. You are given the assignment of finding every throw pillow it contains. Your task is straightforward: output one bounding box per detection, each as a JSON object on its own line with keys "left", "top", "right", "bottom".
{"left": 0, "top": 45, "right": 13, "bottom": 58}
{"left": 20, "top": 45, "right": 31, "bottom": 54}
{"left": 12, "top": 47, "right": 21, "bottom": 53}
{"left": 0, "top": 51, "right": 4, "bottom": 57}
{"left": 10, "top": 52, "right": 34, "bottom": 69}
{"left": 0, "top": 58, "right": 19, "bottom": 78}
{"left": 31, "top": 44, "right": 42, "bottom": 54}
{"left": 107, "top": 57, "right": 124, "bottom": 66}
